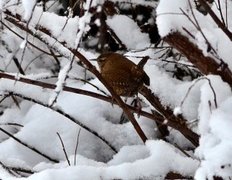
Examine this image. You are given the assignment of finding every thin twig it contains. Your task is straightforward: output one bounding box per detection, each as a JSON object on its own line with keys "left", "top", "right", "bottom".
{"left": 19, "top": 1, "right": 37, "bottom": 73}
{"left": 198, "top": 0, "right": 232, "bottom": 41}
{"left": 9, "top": 166, "right": 34, "bottom": 175}
{"left": 0, "top": 160, "right": 16, "bottom": 177}
{"left": 217, "top": 0, "right": 226, "bottom": 26}
{"left": 206, "top": 78, "right": 218, "bottom": 108}
{"left": 174, "top": 143, "right": 191, "bottom": 158}
{"left": 0, "top": 159, "right": 34, "bottom": 177}
{"left": 69, "top": 76, "right": 108, "bottom": 96}
{"left": 0, "top": 71, "right": 162, "bottom": 123}
{"left": 164, "top": 32, "right": 232, "bottom": 86}
{"left": 0, "top": 20, "right": 56, "bottom": 56}
{"left": 9, "top": 92, "right": 118, "bottom": 153}
{"left": 0, "top": 127, "right": 59, "bottom": 163}
{"left": 57, "top": 132, "right": 71, "bottom": 166}
{"left": 225, "top": 0, "right": 228, "bottom": 28}
{"left": 0, "top": 123, "right": 23, "bottom": 127}
{"left": 24, "top": 53, "right": 45, "bottom": 72}
{"left": 180, "top": 77, "right": 218, "bottom": 109}
{"left": 74, "top": 128, "right": 81, "bottom": 166}
{"left": 12, "top": 56, "right": 25, "bottom": 75}
{"left": 4, "top": 14, "right": 148, "bottom": 143}
{"left": 49, "top": 49, "right": 61, "bottom": 70}
{"left": 3, "top": 10, "right": 201, "bottom": 144}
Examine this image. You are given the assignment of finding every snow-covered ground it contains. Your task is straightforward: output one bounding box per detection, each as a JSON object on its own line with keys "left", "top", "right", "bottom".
{"left": 0, "top": 0, "right": 232, "bottom": 179}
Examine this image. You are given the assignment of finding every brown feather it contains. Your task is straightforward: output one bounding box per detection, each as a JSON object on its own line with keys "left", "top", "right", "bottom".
{"left": 97, "top": 53, "right": 150, "bottom": 96}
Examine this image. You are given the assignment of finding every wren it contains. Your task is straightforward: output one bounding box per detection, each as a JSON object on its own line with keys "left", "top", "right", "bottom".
{"left": 97, "top": 52, "right": 150, "bottom": 96}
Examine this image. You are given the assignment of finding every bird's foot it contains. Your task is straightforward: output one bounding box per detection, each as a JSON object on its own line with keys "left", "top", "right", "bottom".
{"left": 131, "top": 96, "right": 142, "bottom": 118}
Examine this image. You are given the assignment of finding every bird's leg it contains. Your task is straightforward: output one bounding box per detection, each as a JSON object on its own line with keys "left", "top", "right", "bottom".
{"left": 131, "top": 94, "right": 142, "bottom": 118}
{"left": 110, "top": 96, "right": 116, "bottom": 106}
{"left": 119, "top": 112, "right": 129, "bottom": 124}
{"left": 119, "top": 97, "right": 129, "bottom": 124}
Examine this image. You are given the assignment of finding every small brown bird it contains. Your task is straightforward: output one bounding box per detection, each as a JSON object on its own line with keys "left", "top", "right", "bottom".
{"left": 97, "top": 52, "right": 150, "bottom": 97}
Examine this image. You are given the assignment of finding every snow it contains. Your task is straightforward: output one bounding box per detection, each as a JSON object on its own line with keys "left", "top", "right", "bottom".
{"left": 106, "top": 15, "right": 150, "bottom": 50}
{"left": 156, "top": 0, "right": 191, "bottom": 37}
{"left": 98, "top": 0, "right": 158, "bottom": 8}
{"left": 22, "top": 0, "right": 37, "bottom": 21}
{"left": 156, "top": 0, "right": 232, "bottom": 70}
{"left": 145, "top": 63, "right": 201, "bottom": 121}
{"left": 173, "top": 106, "right": 182, "bottom": 116}
{"left": 20, "top": 40, "right": 27, "bottom": 49}
{"left": 0, "top": 0, "right": 6, "bottom": 11}
{"left": 194, "top": 76, "right": 232, "bottom": 179}
{"left": 197, "top": 75, "right": 232, "bottom": 135}
{"left": 195, "top": 97, "right": 232, "bottom": 179}
{"left": 38, "top": 12, "right": 80, "bottom": 49}
{"left": 48, "top": 62, "right": 72, "bottom": 106}
{"left": 1, "top": 0, "right": 232, "bottom": 179}
{"left": 4, "top": 140, "right": 198, "bottom": 180}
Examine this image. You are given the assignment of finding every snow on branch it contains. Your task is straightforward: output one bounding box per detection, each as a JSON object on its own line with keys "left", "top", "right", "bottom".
{"left": 0, "top": 126, "right": 59, "bottom": 163}
{"left": 164, "top": 32, "right": 232, "bottom": 86}
{"left": 156, "top": 0, "right": 232, "bottom": 179}
{"left": 2, "top": 7, "right": 199, "bottom": 147}
{"left": 198, "top": 0, "right": 232, "bottom": 41}
{"left": 157, "top": 0, "right": 232, "bottom": 87}
{"left": 0, "top": 83, "right": 118, "bottom": 153}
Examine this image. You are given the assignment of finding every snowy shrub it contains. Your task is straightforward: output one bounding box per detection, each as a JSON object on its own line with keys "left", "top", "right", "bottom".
{"left": 0, "top": 0, "right": 231, "bottom": 179}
